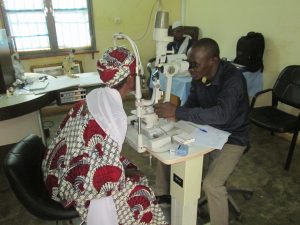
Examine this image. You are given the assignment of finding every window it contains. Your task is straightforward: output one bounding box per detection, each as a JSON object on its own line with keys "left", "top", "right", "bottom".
{"left": 0, "top": 0, "right": 96, "bottom": 57}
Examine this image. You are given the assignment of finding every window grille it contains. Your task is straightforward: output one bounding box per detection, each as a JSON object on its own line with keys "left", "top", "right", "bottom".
{"left": 1, "top": 0, "right": 95, "bottom": 56}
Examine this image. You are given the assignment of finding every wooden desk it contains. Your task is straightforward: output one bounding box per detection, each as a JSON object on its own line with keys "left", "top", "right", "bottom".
{"left": 126, "top": 125, "right": 213, "bottom": 225}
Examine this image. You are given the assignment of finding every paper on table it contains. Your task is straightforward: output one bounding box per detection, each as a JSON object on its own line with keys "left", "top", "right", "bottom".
{"left": 32, "top": 72, "right": 101, "bottom": 94}
{"left": 191, "top": 125, "right": 231, "bottom": 150}
{"left": 24, "top": 80, "right": 49, "bottom": 91}
{"left": 175, "top": 121, "right": 230, "bottom": 150}
{"left": 33, "top": 76, "right": 80, "bottom": 94}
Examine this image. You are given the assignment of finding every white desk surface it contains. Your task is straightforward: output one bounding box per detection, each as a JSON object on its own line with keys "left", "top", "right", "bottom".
{"left": 33, "top": 72, "right": 101, "bottom": 94}
{"left": 149, "top": 144, "right": 212, "bottom": 165}
{"left": 0, "top": 93, "right": 46, "bottom": 108}
{"left": 126, "top": 124, "right": 213, "bottom": 165}
{"left": 78, "top": 72, "right": 102, "bottom": 87}
{"left": 0, "top": 72, "right": 101, "bottom": 107}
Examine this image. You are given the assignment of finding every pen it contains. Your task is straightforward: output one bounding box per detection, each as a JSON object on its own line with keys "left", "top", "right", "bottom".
{"left": 177, "top": 145, "right": 181, "bottom": 149}
{"left": 199, "top": 128, "right": 207, "bottom": 133}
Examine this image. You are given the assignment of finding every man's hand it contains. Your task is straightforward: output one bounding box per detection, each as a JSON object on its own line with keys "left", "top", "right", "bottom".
{"left": 153, "top": 102, "right": 177, "bottom": 118}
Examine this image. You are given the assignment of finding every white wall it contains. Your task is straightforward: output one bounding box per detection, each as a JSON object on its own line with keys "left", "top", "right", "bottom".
{"left": 186, "top": 0, "right": 300, "bottom": 90}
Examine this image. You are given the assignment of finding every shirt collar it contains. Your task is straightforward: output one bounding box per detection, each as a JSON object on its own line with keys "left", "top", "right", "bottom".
{"left": 210, "top": 61, "right": 224, "bottom": 86}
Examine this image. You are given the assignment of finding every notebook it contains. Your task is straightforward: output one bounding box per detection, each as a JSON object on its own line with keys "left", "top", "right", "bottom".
{"left": 172, "top": 132, "right": 195, "bottom": 145}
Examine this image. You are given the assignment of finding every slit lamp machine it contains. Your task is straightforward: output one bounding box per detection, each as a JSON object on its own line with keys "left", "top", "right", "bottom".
{"left": 113, "top": 11, "right": 189, "bottom": 153}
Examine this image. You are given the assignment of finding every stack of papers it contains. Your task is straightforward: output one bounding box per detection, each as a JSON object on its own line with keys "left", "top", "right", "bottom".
{"left": 172, "top": 132, "right": 195, "bottom": 145}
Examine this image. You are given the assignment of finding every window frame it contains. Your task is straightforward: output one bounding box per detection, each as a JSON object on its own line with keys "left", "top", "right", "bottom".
{"left": 0, "top": 0, "right": 96, "bottom": 59}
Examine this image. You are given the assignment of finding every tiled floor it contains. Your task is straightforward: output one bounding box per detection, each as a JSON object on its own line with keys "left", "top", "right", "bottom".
{"left": 1, "top": 99, "right": 300, "bottom": 225}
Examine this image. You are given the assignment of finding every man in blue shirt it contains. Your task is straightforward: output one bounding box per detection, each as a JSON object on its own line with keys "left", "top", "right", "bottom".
{"left": 154, "top": 38, "right": 249, "bottom": 225}
{"left": 167, "top": 21, "right": 193, "bottom": 55}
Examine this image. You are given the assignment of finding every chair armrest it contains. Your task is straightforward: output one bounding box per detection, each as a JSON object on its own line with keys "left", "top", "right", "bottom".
{"left": 250, "top": 88, "right": 273, "bottom": 110}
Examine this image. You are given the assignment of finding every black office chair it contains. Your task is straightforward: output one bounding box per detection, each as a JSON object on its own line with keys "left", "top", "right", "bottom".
{"left": 3, "top": 134, "right": 81, "bottom": 225}
{"left": 198, "top": 187, "right": 253, "bottom": 221}
{"left": 249, "top": 65, "right": 300, "bottom": 170}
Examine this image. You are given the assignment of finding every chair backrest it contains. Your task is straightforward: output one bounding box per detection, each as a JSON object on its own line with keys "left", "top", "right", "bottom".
{"left": 3, "top": 134, "right": 79, "bottom": 220}
{"left": 273, "top": 65, "right": 300, "bottom": 109}
{"left": 3, "top": 134, "right": 47, "bottom": 211}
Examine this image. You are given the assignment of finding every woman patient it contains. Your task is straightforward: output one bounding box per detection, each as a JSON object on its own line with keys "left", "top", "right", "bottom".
{"left": 42, "top": 47, "right": 168, "bottom": 225}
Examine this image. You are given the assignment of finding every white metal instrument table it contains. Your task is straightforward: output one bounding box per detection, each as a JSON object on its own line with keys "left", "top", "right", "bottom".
{"left": 150, "top": 144, "right": 213, "bottom": 225}
{"left": 126, "top": 125, "right": 214, "bottom": 225}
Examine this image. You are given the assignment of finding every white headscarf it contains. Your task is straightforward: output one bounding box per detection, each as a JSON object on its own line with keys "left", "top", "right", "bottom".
{"left": 178, "top": 34, "right": 192, "bottom": 55}
{"left": 86, "top": 87, "right": 127, "bottom": 149}
{"left": 172, "top": 21, "right": 182, "bottom": 30}
{"left": 87, "top": 46, "right": 135, "bottom": 148}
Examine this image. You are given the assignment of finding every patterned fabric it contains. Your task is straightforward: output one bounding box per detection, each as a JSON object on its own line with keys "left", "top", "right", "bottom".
{"left": 97, "top": 47, "right": 136, "bottom": 87}
{"left": 42, "top": 100, "right": 168, "bottom": 225}
{"left": 86, "top": 87, "right": 127, "bottom": 149}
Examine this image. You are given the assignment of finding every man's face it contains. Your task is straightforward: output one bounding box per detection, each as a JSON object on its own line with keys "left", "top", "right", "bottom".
{"left": 188, "top": 47, "right": 216, "bottom": 81}
{"left": 173, "top": 27, "right": 184, "bottom": 41}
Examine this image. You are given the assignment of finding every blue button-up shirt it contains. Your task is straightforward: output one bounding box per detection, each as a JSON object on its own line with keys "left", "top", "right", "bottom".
{"left": 176, "top": 60, "right": 249, "bottom": 147}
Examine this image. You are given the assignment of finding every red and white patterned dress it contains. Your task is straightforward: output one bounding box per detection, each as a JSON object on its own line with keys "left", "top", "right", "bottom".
{"left": 42, "top": 100, "right": 168, "bottom": 225}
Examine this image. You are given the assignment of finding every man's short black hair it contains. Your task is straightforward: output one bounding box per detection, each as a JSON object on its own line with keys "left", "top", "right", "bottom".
{"left": 192, "top": 38, "right": 220, "bottom": 58}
